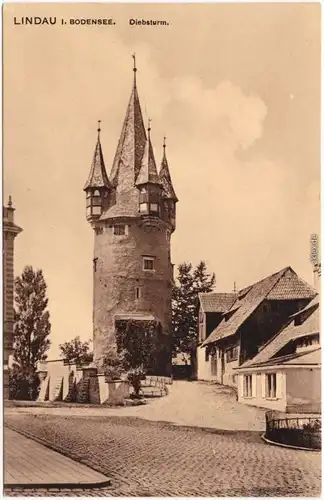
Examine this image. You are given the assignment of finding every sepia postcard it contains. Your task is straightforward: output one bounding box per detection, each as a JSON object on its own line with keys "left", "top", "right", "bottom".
{"left": 2, "top": 2, "right": 321, "bottom": 497}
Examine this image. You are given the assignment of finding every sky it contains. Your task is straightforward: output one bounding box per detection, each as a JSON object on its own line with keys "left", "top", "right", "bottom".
{"left": 3, "top": 3, "right": 320, "bottom": 358}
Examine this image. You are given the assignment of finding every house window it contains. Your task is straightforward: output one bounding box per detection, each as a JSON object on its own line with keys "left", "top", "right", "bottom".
{"left": 243, "top": 375, "right": 252, "bottom": 398}
{"left": 266, "top": 373, "right": 277, "bottom": 398}
{"left": 205, "top": 347, "right": 210, "bottom": 362}
{"left": 143, "top": 257, "right": 155, "bottom": 271}
{"left": 113, "top": 225, "right": 126, "bottom": 236}
{"left": 226, "top": 345, "right": 238, "bottom": 362}
{"left": 135, "top": 287, "right": 142, "bottom": 300}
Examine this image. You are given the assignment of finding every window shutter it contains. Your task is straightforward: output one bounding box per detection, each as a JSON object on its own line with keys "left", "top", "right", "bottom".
{"left": 252, "top": 374, "right": 257, "bottom": 398}
{"left": 261, "top": 373, "right": 266, "bottom": 398}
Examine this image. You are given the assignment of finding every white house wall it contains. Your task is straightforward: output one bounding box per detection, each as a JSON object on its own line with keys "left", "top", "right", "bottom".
{"left": 237, "top": 371, "right": 287, "bottom": 412}
{"left": 197, "top": 346, "right": 217, "bottom": 381}
{"left": 286, "top": 368, "right": 321, "bottom": 411}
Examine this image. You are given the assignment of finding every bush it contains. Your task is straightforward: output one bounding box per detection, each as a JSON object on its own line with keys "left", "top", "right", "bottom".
{"left": 102, "top": 351, "right": 124, "bottom": 381}
{"left": 9, "top": 364, "right": 40, "bottom": 401}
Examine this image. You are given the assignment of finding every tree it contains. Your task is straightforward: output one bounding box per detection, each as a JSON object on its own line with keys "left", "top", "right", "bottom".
{"left": 10, "top": 266, "right": 51, "bottom": 399}
{"left": 172, "top": 261, "right": 215, "bottom": 378}
{"left": 59, "top": 336, "right": 93, "bottom": 364}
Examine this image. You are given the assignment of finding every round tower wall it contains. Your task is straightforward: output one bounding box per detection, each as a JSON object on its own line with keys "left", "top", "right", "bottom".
{"left": 92, "top": 219, "right": 173, "bottom": 370}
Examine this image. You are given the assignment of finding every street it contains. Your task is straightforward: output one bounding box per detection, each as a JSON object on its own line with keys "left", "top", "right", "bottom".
{"left": 5, "top": 409, "right": 321, "bottom": 497}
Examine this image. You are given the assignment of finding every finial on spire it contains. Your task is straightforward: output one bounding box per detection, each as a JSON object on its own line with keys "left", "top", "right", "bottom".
{"left": 97, "top": 120, "right": 101, "bottom": 138}
{"left": 132, "top": 53, "right": 137, "bottom": 87}
{"left": 163, "top": 136, "right": 166, "bottom": 149}
{"left": 233, "top": 282, "right": 237, "bottom": 293}
{"left": 8, "top": 195, "right": 12, "bottom": 207}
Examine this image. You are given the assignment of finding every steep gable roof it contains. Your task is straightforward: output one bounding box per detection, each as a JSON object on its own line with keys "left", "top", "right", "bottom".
{"left": 202, "top": 267, "right": 316, "bottom": 346}
{"left": 199, "top": 292, "right": 237, "bottom": 313}
{"left": 267, "top": 271, "right": 316, "bottom": 299}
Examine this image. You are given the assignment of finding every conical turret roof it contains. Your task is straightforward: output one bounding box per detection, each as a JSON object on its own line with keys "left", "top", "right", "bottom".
{"left": 135, "top": 125, "right": 161, "bottom": 186}
{"left": 84, "top": 126, "right": 111, "bottom": 190}
{"left": 159, "top": 140, "right": 178, "bottom": 201}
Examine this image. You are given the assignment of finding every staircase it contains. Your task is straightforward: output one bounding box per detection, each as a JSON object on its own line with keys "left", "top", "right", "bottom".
{"left": 138, "top": 376, "right": 171, "bottom": 398}
{"left": 76, "top": 377, "right": 90, "bottom": 403}
{"left": 64, "top": 375, "right": 77, "bottom": 403}
{"left": 51, "top": 376, "right": 63, "bottom": 401}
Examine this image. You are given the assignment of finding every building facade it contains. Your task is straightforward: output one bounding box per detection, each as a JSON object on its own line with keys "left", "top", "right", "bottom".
{"left": 84, "top": 61, "right": 177, "bottom": 374}
{"left": 236, "top": 296, "right": 320, "bottom": 412}
{"left": 197, "top": 267, "right": 317, "bottom": 387}
{"left": 3, "top": 197, "right": 22, "bottom": 399}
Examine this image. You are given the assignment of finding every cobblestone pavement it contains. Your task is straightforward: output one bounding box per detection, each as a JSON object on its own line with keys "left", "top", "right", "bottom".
{"left": 4, "top": 381, "right": 267, "bottom": 431}
{"left": 4, "top": 412, "right": 321, "bottom": 497}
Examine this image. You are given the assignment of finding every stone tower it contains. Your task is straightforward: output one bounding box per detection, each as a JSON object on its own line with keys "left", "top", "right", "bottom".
{"left": 84, "top": 59, "right": 178, "bottom": 375}
{"left": 3, "top": 196, "right": 22, "bottom": 399}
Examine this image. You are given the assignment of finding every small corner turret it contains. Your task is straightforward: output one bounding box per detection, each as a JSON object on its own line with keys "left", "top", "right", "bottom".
{"left": 84, "top": 121, "right": 112, "bottom": 224}
{"left": 159, "top": 137, "right": 178, "bottom": 231}
{"left": 135, "top": 120, "right": 163, "bottom": 218}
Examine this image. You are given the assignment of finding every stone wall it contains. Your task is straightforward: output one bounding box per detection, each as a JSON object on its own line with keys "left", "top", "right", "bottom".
{"left": 37, "top": 359, "right": 130, "bottom": 404}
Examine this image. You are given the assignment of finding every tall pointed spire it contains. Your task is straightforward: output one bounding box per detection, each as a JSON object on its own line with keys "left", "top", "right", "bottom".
{"left": 110, "top": 56, "right": 147, "bottom": 191}
{"left": 136, "top": 120, "right": 160, "bottom": 186}
{"left": 132, "top": 53, "right": 137, "bottom": 88}
{"left": 159, "top": 137, "right": 178, "bottom": 201}
{"left": 84, "top": 121, "right": 111, "bottom": 190}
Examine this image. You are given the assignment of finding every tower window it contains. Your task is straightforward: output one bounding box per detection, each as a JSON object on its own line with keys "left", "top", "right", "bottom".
{"left": 92, "top": 206, "right": 101, "bottom": 216}
{"left": 143, "top": 257, "right": 155, "bottom": 271}
{"left": 113, "top": 225, "right": 126, "bottom": 236}
{"left": 94, "top": 190, "right": 100, "bottom": 196}
{"left": 140, "top": 203, "right": 148, "bottom": 213}
{"left": 150, "top": 203, "right": 159, "bottom": 213}
{"left": 135, "top": 287, "right": 142, "bottom": 300}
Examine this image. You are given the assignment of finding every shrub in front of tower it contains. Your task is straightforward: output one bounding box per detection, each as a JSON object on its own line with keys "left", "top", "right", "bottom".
{"left": 102, "top": 347, "right": 125, "bottom": 381}
{"left": 115, "top": 319, "right": 160, "bottom": 398}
